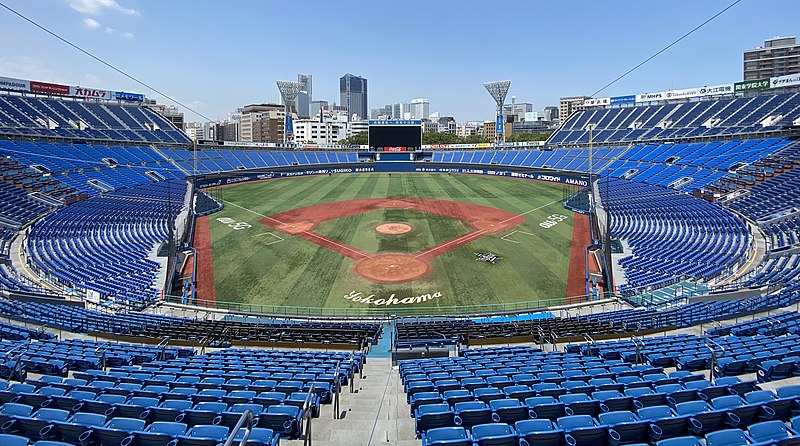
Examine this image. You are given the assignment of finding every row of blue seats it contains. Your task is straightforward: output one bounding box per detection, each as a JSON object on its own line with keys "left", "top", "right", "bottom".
{"left": 550, "top": 92, "right": 800, "bottom": 145}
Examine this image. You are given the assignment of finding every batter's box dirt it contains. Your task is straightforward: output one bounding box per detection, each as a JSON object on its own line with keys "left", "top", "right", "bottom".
{"left": 261, "top": 198, "right": 526, "bottom": 284}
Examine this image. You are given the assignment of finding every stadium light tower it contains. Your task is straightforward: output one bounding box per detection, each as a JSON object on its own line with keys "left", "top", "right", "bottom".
{"left": 276, "top": 81, "right": 302, "bottom": 145}
{"left": 483, "top": 80, "right": 511, "bottom": 145}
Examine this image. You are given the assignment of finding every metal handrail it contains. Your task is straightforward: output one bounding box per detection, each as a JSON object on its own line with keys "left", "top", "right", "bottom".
{"left": 94, "top": 344, "right": 110, "bottom": 372}
{"left": 583, "top": 333, "right": 596, "bottom": 345}
{"left": 630, "top": 336, "right": 645, "bottom": 365}
{"left": 4, "top": 343, "right": 30, "bottom": 383}
{"left": 705, "top": 339, "right": 726, "bottom": 381}
{"left": 198, "top": 336, "right": 211, "bottom": 355}
{"left": 156, "top": 336, "right": 171, "bottom": 361}
{"left": 301, "top": 383, "right": 315, "bottom": 446}
{"left": 332, "top": 361, "right": 341, "bottom": 419}
{"left": 221, "top": 409, "right": 254, "bottom": 446}
{"left": 349, "top": 354, "right": 355, "bottom": 393}
{"left": 764, "top": 317, "right": 779, "bottom": 336}
{"left": 536, "top": 326, "right": 546, "bottom": 351}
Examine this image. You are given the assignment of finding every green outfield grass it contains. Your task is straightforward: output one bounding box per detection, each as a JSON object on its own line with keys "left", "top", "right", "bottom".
{"left": 207, "top": 173, "right": 576, "bottom": 313}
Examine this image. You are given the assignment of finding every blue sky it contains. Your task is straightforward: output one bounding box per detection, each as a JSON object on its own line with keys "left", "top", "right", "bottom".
{"left": 0, "top": 0, "right": 798, "bottom": 122}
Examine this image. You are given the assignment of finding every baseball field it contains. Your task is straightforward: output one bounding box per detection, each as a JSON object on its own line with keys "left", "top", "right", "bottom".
{"left": 193, "top": 173, "right": 589, "bottom": 313}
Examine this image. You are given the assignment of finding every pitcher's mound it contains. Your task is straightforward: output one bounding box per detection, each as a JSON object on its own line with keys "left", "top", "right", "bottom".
{"left": 355, "top": 254, "right": 431, "bottom": 283}
{"left": 376, "top": 223, "right": 412, "bottom": 235}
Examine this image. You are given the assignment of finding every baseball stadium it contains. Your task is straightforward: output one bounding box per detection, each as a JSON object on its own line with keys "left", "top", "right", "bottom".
{"left": 1, "top": 2, "right": 800, "bottom": 446}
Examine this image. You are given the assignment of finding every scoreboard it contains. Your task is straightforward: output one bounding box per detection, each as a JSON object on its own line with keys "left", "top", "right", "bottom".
{"left": 368, "top": 119, "right": 422, "bottom": 151}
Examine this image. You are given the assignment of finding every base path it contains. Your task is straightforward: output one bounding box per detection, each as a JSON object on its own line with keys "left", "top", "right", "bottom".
{"left": 354, "top": 254, "right": 431, "bottom": 283}
{"left": 566, "top": 213, "right": 591, "bottom": 304}
{"left": 193, "top": 215, "right": 217, "bottom": 305}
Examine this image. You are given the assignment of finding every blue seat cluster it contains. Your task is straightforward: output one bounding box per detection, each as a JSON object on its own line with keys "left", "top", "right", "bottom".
{"left": 729, "top": 168, "right": 800, "bottom": 222}
{"left": 25, "top": 180, "right": 187, "bottom": 304}
{"left": 580, "top": 333, "right": 800, "bottom": 382}
{"left": 406, "top": 345, "right": 800, "bottom": 446}
{"left": 763, "top": 217, "right": 800, "bottom": 252}
{"left": 583, "top": 285, "right": 800, "bottom": 329}
{"left": 0, "top": 96, "right": 189, "bottom": 144}
{"left": 603, "top": 178, "right": 749, "bottom": 295}
{"left": 431, "top": 139, "right": 792, "bottom": 192}
{"left": 0, "top": 140, "right": 183, "bottom": 197}
{"left": 708, "top": 312, "right": 800, "bottom": 338}
{"left": 0, "top": 399, "right": 281, "bottom": 446}
{"left": 0, "top": 338, "right": 193, "bottom": 380}
{"left": 549, "top": 92, "right": 800, "bottom": 146}
{"left": 0, "top": 181, "right": 51, "bottom": 229}
{"left": 0, "top": 321, "right": 54, "bottom": 342}
{"left": 0, "top": 299, "right": 186, "bottom": 334}
{"left": 159, "top": 147, "right": 357, "bottom": 175}
{"left": 0, "top": 346, "right": 360, "bottom": 442}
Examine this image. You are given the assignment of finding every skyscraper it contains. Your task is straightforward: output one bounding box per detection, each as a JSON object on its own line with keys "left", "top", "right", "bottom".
{"left": 339, "top": 73, "right": 368, "bottom": 121}
{"left": 297, "top": 74, "right": 312, "bottom": 100}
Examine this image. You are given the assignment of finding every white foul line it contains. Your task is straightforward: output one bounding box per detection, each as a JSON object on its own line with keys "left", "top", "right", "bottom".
{"left": 223, "top": 200, "right": 287, "bottom": 226}
{"left": 498, "top": 199, "right": 561, "bottom": 224}
{"left": 414, "top": 230, "right": 487, "bottom": 258}
{"left": 301, "top": 231, "right": 372, "bottom": 259}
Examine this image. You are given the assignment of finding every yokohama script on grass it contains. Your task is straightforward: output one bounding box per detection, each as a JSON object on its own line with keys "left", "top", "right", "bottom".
{"left": 343, "top": 290, "right": 443, "bottom": 306}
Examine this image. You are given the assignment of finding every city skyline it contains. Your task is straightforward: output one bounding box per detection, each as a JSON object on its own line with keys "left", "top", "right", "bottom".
{"left": 0, "top": 0, "right": 798, "bottom": 122}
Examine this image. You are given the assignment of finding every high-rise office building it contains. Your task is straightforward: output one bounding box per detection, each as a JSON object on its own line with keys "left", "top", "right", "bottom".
{"left": 295, "top": 91, "right": 310, "bottom": 118}
{"left": 298, "top": 74, "right": 312, "bottom": 101}
{"left": 339, "top": 73, "right": 368, "bottom": 121}
{"left": 409, "top": 98, "right": 430, "bottom": 120}
{"left": 744, "top": 37, "right": 800, "bottom": 80}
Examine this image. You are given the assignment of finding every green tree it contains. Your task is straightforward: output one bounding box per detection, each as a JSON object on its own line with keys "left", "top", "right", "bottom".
{"left": 422, "top": 132, "right": 464, "bottom": 145}
{"left": 506, "top": 131, "right": 553, "bottom": 143}
{"left": 464, "top": 134, "right": 485, "bottom": 144}
{"left": 338, "top": 131, "right": 368, "bottom": 145}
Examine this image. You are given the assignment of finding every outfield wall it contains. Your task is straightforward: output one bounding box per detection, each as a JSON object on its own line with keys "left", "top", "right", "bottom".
{"left": 193, "top": 161, "right": 589, "bottom": 189}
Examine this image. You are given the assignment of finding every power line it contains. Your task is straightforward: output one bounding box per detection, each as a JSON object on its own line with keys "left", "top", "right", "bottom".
{"left": 590, "top": 0, "right": 743, "bottom": 97}
{"left": 0, "top": 1, "right": 214, "bottom": 122}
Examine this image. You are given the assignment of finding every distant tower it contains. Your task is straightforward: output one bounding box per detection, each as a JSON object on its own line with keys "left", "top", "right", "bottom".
{"left": 483, "top": 80, "right": 511, "bottom": 145}
{"left": 276, "top": 81, "right": 301, "bottom": 144}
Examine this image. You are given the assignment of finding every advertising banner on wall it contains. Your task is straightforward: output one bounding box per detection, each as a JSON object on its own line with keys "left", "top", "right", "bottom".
{"left": 114, "top": 91, "right": 145, "bottom": 102}
{"left": 583, "top": 97, "right": 610, "bottom": 107}
{"left": 734, "top": 79, "right": 770, "bottom": 92}
{"left": 771, "top": 73, "right": 800, "bottom": 89}
{"left": 70, "top": 86, "right": 114, "bottom": 100}
{"left": 665, "top": 87, "right": 701, "bottom": 100}
{"left": 636, "top": 91, "right": 666, "bottom": 102}
{"left": 29, "top": 80, "right": 70, "bottom": 95}
{"left": 0, "top": 76, "right": 29, "bottom": 92}
{"left": 697, "top": 84, "right": 734, "bottom": 97}
{"left": 610, "top": 95, "right": 636, "bottom": 104}
{"left": 637, "top": 83, "right": 734, "bottom": 102}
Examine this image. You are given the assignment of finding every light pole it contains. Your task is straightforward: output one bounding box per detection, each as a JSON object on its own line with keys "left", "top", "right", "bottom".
{"left": 277, "top": 81, "right": 301, "bottom": 145}
{"left": 586, "top": 123, "right": 596, "bottom": 213}
{"left": 483, "top": 80, "right": 511, "bottom": 146}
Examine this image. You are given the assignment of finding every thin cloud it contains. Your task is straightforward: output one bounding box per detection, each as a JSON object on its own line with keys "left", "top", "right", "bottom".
{"left": 68, "top": 0, "right": 139, "bottom": 16}
{"left": 81, "top": 17, "right": 101, "bottom": 29}
{"left": 120, "top": 31, "right": 134, "bottom": 39}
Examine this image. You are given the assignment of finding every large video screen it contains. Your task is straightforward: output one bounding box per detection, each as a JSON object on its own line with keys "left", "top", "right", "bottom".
{"left": 368, "top": 125, "right": 422, "bottom": 150}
